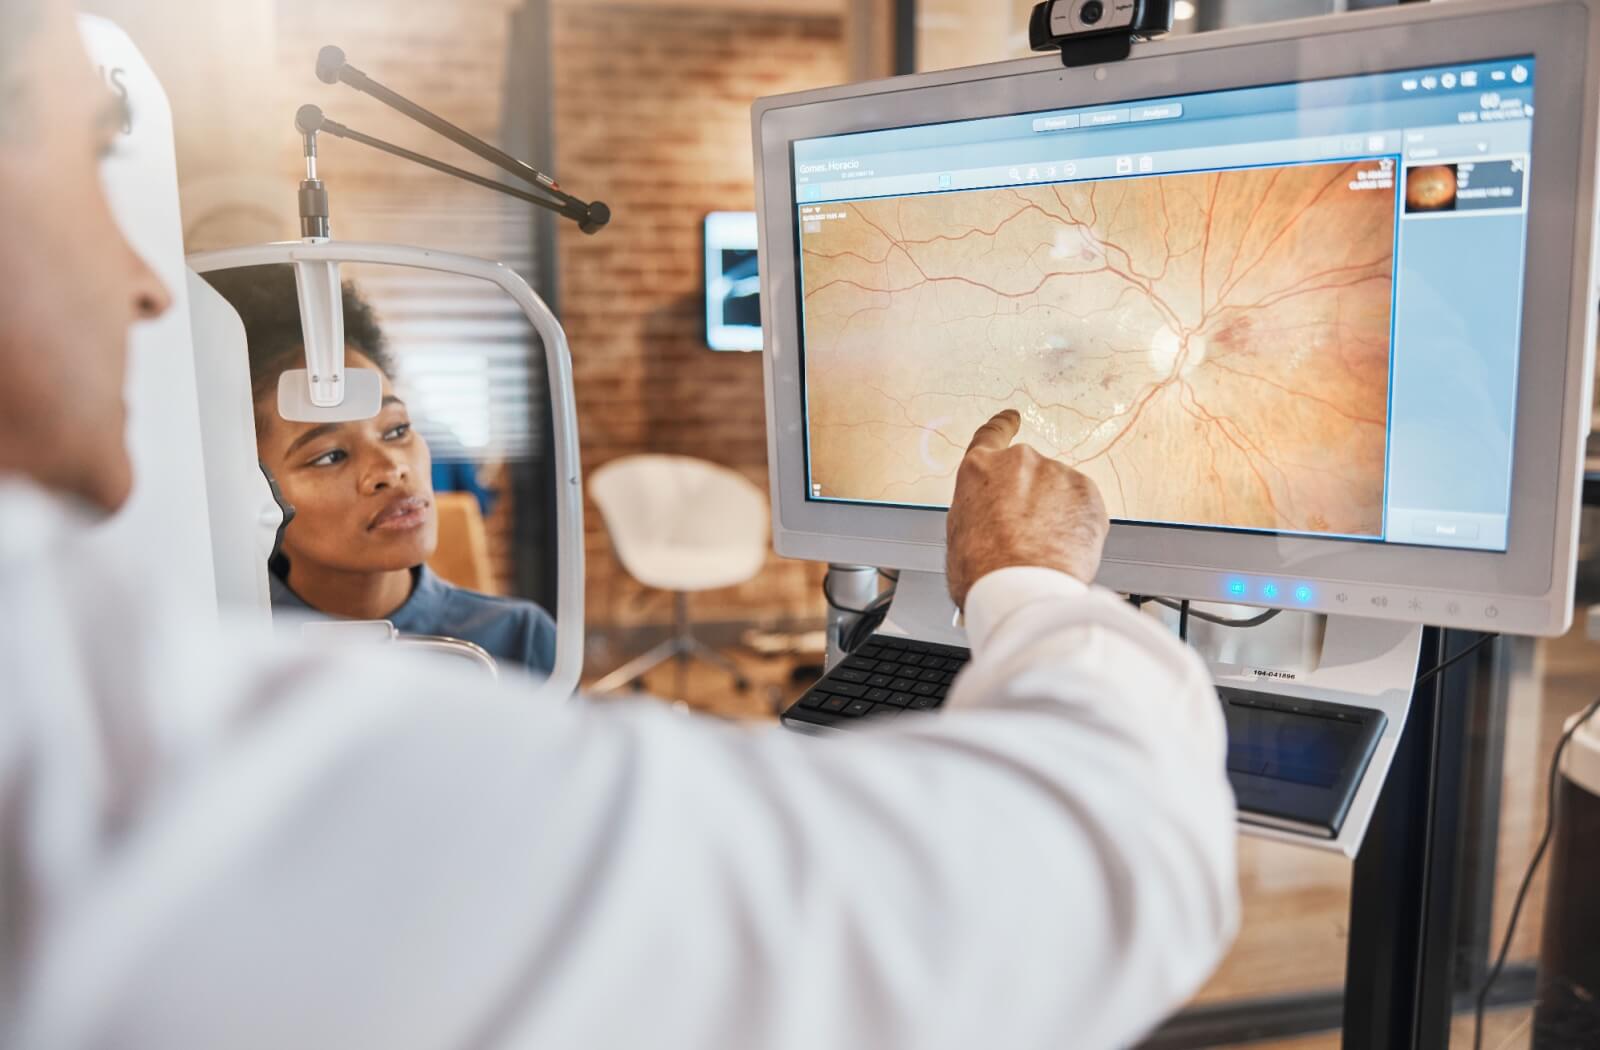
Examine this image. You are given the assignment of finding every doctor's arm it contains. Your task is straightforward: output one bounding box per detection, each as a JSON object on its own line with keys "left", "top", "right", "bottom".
{"left": 46, "top": 417, "right": 1237, "bottom": 1050}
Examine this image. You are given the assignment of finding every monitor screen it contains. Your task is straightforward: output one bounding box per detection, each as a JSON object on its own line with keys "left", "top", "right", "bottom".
{"left": 705, "top": 211, "right": 762, "bottom": 351}
{"left": 791, "top": 57, "right": 1535, "bottom": 554}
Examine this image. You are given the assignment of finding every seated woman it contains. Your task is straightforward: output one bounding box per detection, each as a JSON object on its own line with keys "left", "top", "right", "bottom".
{"left": 205, "top": 265, "right": 557, "bottom": 678}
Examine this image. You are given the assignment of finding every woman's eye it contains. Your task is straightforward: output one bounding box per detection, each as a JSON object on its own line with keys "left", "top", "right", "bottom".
{"left": 307, "top": 449, "right": 347, "bottom": 468}
{"left": 384, "top": 423, "right": 412, "bottom": 441}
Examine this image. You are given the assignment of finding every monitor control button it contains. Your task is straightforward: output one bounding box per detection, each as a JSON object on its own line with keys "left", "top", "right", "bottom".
{"left": 1447, "top": 600, "right": 1462, "bottom": 615}
{"left": 1485, "top": 605, "right": 1500, "bottom": 619}
{"left": 1335, "top": 592, "right": 1349, "bottom": 604}
{"left": 1407, "top": 597, "right": 1423, "bottom": 611}
{"left": 1370, "top": 595, "right": 1389, "bottom": 609}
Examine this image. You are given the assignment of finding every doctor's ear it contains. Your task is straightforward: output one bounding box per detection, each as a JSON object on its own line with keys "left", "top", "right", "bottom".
{"left": 259, "top": 462, "right": 296, "bottom": 563}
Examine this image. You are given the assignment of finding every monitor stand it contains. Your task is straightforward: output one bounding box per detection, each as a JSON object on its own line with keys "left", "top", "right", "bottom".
{"left": 867, "top": 569, "right": 1422, "bottom": 857}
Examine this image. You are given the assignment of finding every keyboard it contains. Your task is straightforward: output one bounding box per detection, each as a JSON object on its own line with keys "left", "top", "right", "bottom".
{"left": 781, "top": 634, "right": 971, "bottom": 729}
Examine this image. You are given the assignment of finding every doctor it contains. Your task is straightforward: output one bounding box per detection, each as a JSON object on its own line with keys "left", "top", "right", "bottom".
{"left": 0, "top": 2, "right": 1238, "bottom": 1049}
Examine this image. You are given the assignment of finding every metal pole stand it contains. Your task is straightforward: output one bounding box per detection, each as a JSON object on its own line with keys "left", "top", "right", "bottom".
{"left": 825, "top": 564, "right": 879, "bottom": 669}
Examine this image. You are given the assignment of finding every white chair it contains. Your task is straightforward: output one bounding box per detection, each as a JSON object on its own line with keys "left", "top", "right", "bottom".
{"left": 589, "top": 454, "right": 770, "bottom": 692}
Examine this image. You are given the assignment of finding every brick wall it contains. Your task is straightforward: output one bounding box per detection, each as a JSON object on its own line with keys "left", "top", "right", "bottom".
{"left": 553, "top": 6, "right": 847, "bottom": 629}
{"left": 279, "top": 0, "right": 848, "bottom": 631}
{"left": 117, "top": 0, "right": 847, "bottom": 632}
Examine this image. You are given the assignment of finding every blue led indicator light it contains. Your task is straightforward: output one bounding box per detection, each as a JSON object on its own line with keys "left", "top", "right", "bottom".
{"left": 1294, "top": 585, "right": 1313, "bottom": 602}
{"left": 1262, "top": 583, "right": 1280, "bottom": 600}
{"left": 1228, "top": 580, "right": 1247, "bottom": 597}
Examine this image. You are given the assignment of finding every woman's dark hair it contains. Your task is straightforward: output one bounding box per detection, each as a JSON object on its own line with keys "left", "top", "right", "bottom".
{"left": 202, "top": 264, "right": 395, "bottom": 412}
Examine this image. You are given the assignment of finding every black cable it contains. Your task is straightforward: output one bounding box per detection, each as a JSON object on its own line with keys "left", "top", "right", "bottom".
{"left": 1146, "top": 597, "right": 1282, "bottom": 629}
{"left": 1413, "top": 632, "right": 1498, "bottom": 688}
{"left": 1178, "top": 600, "right": 1191, "bottom": 642}
{"left": 842, "top": 590, "right": 895, "bottom": 653}
{"left": 1473, "top": 693, "right": 1600, "bottom": 1050}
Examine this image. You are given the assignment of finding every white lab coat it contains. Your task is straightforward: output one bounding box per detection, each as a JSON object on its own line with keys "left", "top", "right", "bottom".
{"left": 0, "top": 479, "right": 1237, "bottom": 1050}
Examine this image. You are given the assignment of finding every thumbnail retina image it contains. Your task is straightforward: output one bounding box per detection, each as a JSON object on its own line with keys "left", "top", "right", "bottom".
{"left": 800, "top": 159, "right": 1398, "bottom": 537}
{"left": 1405, "top": 164, "right": 1458, "bottom": 213}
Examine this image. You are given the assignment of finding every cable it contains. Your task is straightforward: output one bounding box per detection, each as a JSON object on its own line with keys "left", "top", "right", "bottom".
{"left": 1178, "top": 599, "right": 1191, "bottom": 642}
{"left": 1145, "top": 596, "right": 1282, "bottom": 629}
{"left": 1413, "top": 632, "right": 1498, "bottom": 688}
{"left": 1473, "top": 693, "right": 1600, "bottom": 1050}
{"left": 842, "top": 589, "right": 895, "bottom": 654}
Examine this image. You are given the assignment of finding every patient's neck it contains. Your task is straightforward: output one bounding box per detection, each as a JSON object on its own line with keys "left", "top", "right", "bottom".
{"left": 288, "top": 562, "right": 415, "bottom": 622}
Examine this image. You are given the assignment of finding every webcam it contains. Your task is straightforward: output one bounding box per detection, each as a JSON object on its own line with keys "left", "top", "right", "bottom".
{"left": 1029, "top": 0, "right": 1174, "bottom": 66}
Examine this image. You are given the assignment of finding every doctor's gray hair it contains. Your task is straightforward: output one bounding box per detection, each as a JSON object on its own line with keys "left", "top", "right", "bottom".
{"left": 0, "top": 0, "right": 40, "bottom": 138}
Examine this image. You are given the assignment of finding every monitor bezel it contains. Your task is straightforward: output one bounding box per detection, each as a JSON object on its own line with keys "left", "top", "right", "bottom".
{"left": 753, "top": 0, "right": 1599, "bottom": 636}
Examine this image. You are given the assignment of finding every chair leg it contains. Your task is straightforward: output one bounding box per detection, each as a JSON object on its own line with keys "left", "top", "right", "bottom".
{"left": 685, "top": 636, "right": 742, "bottom": 677}
{"left": 590, "top": 636, "right": 686, "bottom": 694}
{"left": 593, "top": 594, "right": 753, "bottom": 697}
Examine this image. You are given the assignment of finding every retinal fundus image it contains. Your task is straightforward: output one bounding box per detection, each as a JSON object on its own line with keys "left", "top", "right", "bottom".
{"left": 799, "top": 158, "right": 1398, "bottom": 537}
{"left": 1405, "top": 163, "right": 1459, "bottom": 212}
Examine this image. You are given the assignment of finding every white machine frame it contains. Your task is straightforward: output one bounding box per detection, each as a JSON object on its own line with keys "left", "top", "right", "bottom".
{"left": 188, "top": 240, "right": 585, "bottom": 701}
{"left": 753, "top": 0, "right": 1600, "bottom": 637}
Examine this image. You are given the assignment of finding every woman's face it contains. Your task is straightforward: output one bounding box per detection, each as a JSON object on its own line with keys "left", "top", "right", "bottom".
{"left": 257, "top": 351, "right": 437, "bottom": 575}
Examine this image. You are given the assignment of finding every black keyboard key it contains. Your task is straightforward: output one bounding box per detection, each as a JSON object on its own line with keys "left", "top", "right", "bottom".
{"left": 786, "top": 706, "right": 839, "bottom": 727}
{"left": 782, "top": 636, "right": 973, "bottom": 731}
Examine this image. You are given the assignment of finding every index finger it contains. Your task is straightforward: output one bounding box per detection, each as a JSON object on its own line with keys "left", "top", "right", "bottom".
{"left": 966, "top": 409, "right": 1022, "bottom": 453}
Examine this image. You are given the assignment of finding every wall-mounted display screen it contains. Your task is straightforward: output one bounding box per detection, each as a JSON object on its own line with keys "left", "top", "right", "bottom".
{"left": 705, "top": 211, "right": 762, "bottom": 351}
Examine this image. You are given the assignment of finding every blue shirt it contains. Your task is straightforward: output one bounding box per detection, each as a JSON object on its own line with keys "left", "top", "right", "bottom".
{"left": 269, "top": 565, "right": 557, "bottom": 677}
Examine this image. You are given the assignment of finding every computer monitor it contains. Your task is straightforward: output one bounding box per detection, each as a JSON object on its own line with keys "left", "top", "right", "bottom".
{"left": 754, "top": 0, "right": 1600, "bottom": 636}
{"left": 705, "top": 211, "right": 762, "bottom": 351}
